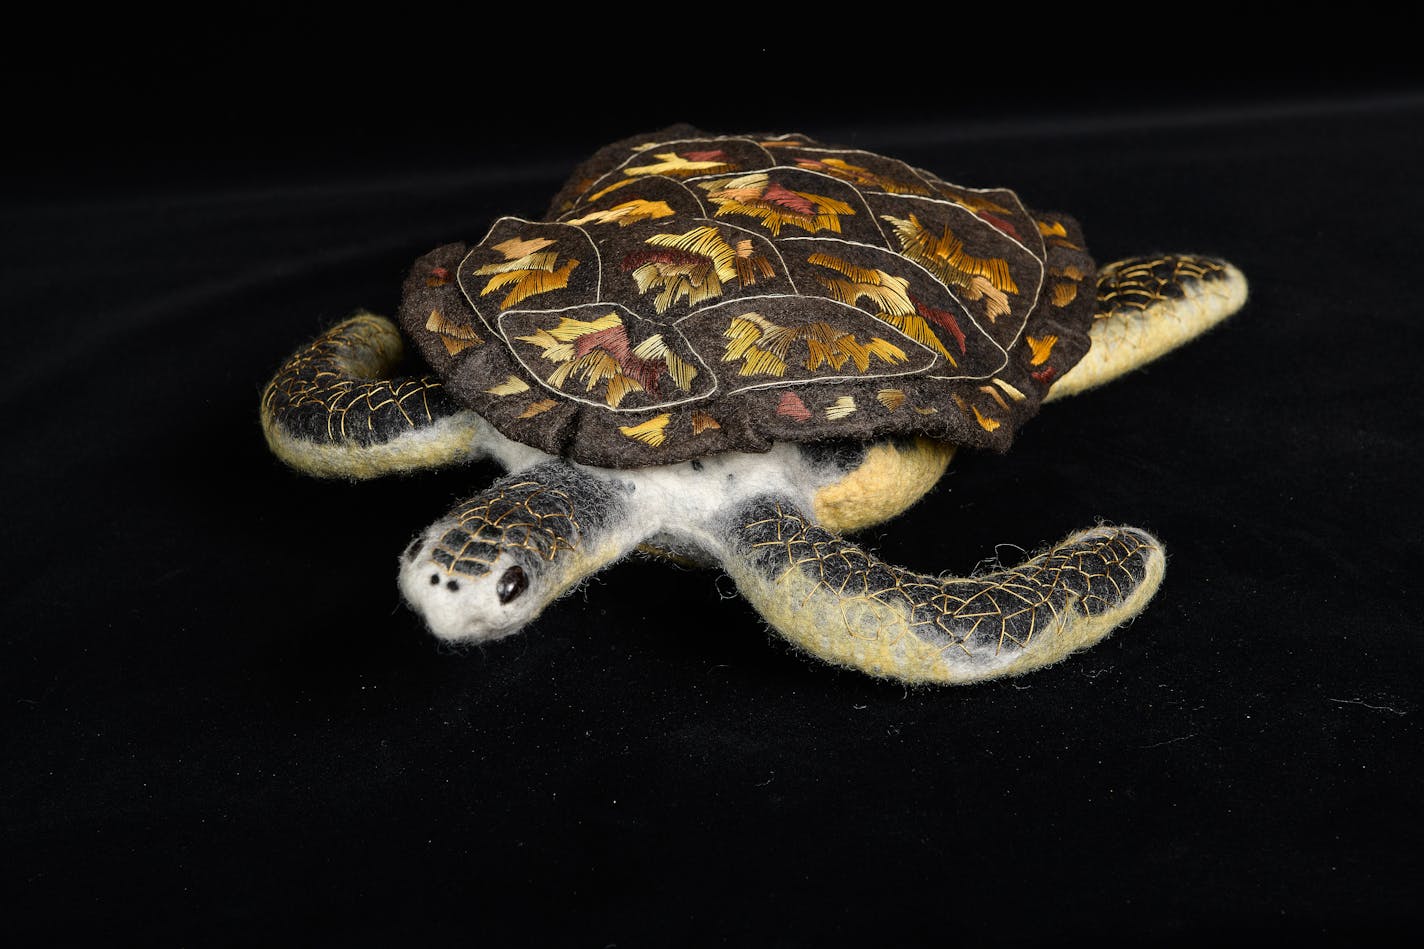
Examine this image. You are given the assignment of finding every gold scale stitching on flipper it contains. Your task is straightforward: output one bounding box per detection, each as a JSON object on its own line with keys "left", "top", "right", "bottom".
{"left": 1097, "top": 256, "right": 1229, "bottom": 317}
{"left": 264, "top": 320, "right": 447, "bottom": 443}
{"left": 745, "top": 503, "right": 1150, "bottom": 658}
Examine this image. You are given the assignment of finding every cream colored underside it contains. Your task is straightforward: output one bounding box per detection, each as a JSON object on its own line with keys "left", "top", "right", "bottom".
{"left": 812, "top": 438, "right": 955, "bottom": 534}
{"left": 262, "top": 411, "right": 484, "bottom": 480}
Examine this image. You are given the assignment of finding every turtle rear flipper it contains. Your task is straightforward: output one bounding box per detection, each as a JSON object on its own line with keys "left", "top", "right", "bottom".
{"left": 260, "top": 313, "right": 484, "bottom": 479}
{"left": 1047, "top": 254, "right": 1248, "bottom": 401}
{"left": 713, "top": 497, "right": 1165, "bottom": 684}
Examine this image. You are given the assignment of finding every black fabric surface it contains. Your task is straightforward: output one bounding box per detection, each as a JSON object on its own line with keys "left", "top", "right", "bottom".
{"left": 5, "top": 49, "right": 1422, "bottom": 946}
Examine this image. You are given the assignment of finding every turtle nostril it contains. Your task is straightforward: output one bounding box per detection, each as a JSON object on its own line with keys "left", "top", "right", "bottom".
{"left": 496, "top": 565, "right": 528, "bottom": 605}
{"left": 429, "top": 573, "right": 440, "bottom": 586}
{"left": 446, "top": 580, "right": 460, "bottom": 592}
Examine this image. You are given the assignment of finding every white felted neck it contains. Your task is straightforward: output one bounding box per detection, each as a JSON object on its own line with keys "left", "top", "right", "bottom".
{"left": 480, "top": 416, "right": 824, "bottom": 549}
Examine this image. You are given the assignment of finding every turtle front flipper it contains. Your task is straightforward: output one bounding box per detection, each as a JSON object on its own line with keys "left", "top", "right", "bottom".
{"left": 398, "top": 461, "right": 644, "bottom": 644}
{"left": 1047, "top": 254, "right": 1248, "bottom": 401}
{"left": 261, "top": 313, "right": 485, "bottom": 478}
{"left": 711, "top": 498, "right": 1165, "bottom": 684}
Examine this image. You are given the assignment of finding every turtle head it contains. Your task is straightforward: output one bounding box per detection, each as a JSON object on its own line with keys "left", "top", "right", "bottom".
{"left": 394, "top": 463, "right": 631, "bottom": 645}
{"left": 395, "top": 462, "right": 641, "bottom": 647}
{"left": 398, "top": 525, "right": 549, "bottom": 644}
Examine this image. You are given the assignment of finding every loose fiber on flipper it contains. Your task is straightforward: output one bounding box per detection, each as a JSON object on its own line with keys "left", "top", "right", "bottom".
{"left": 721, "top": 498, "right": 1166, "bottom": 684}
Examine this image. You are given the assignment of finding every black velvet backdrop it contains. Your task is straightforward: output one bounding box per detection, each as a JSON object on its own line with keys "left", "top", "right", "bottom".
{"left": 4, "top": 38, "right": 1422, "bottom": 947}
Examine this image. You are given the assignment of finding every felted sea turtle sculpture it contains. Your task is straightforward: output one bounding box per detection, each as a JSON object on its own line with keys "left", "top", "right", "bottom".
{"left": 261, "top": 125, "right": 1248, "bottom": 684}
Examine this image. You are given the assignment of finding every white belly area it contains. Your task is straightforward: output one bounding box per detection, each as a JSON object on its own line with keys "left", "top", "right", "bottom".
{"left": 478, "top": 415, "right": 814, "bottom": 543}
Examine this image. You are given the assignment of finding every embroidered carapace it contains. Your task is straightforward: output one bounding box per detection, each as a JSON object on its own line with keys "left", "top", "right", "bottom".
{"left": 261, "top": 126, "right": 1249, "bottom": 684}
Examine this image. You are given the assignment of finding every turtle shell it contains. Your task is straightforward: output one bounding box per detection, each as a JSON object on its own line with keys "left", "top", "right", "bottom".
{"left": 398, "top": 125, "right": 1096, "bottom": 468}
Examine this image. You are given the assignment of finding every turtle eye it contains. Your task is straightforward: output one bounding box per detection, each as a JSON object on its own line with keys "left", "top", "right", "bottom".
{"left": 496, "top": 565, "right": 528, "bottom": 605}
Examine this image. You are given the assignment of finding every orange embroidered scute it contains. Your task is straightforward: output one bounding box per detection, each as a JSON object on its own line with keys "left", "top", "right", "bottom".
{"left": 425, "top": 309, "right": 482, "bottom": 356}
{"left": 621, "top": 226, "right": 776, "bottom": 313}
{"left": 501, "top": 307, "right": 709, "bottom": 411}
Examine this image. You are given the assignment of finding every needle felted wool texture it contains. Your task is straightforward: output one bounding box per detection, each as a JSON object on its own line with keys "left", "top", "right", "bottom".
{"left": 396, "top": 125, "right": 1096, "bottom": 469}
{"left": 711, "top": 497, "right": 1167, "bottom": 683}
{"left": 1047, "top": 255, "right": 1250, "bottom": 401}
{"left": 259, "top": 122, "right": 1247, "bottom": 685}
{"left": 260, "top": 313, "right": 483, "bottom": 478}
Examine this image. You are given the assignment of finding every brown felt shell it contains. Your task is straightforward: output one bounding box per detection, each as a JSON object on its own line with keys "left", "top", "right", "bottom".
{"left": 398, "top": 125, "right": 1095, "bottom": 468}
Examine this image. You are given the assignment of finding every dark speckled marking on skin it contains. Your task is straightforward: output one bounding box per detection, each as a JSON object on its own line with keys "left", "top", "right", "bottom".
{"left": 440, "top": 528, "right": 472, "bottom": 549}
{"left": 450, "top": 553, "right": 499, "bottom": 577}
{"left": 795, "top": 439, "right": 869, "bottom": 473}
{"left": 730, "top": 497, "right": 1153, "bottom": 656}
{"left": 691, "top": 460, "right": 704, "bottom": 472}
{"left": 425, "top": 461, "right": 626, "bottom": 581}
